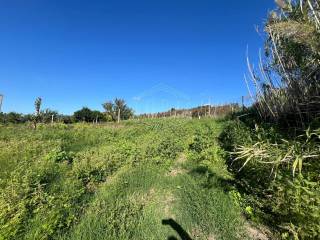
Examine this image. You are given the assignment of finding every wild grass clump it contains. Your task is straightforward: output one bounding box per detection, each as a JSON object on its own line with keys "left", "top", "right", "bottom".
{"left": 246, "top": 0, "right": 320, "bottom": 128}
{"left": 220, "top": 120, "right": 320, "bottom": 239}
{"left": 224, "top": 2, "right": 320, "bottom": 238}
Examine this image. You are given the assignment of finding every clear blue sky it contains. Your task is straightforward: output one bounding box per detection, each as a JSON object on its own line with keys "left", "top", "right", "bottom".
{"left": 0, "top": 0, "right": 275, "bottom": 114}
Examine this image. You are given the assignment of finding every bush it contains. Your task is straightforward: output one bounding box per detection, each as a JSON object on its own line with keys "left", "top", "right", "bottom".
{"left": 46, "top": 148, "right": 75, "bottom": 164}
{"left": 0, "top": 157, "right": 86, "bottom": 240}
{"left": 220, "top": 121, "right": 320, "bottom": 239}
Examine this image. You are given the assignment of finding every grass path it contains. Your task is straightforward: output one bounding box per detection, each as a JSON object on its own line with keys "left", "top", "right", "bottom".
{"left": 60, "top": 121, "right": 250, "bottom": 240}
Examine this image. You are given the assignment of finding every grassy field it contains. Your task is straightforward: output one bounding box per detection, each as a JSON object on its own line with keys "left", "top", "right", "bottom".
{"left": 0, "top": 119, "right": 257, "bottom": 240}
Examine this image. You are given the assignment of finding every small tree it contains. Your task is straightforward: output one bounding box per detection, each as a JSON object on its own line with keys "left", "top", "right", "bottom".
{"left": 102, "top": 98, "right": 133, "bottom": 123}
{"left": 102, "top": 102, "right": 116, "bottom": 121}
{"left": 6, "top": 112, "right": 24, "bottom": 123}
{"left": 73, "top": 107, "right": 106, "bottom": 123}
{"left": 92, "top": 110, "right": 105, "bottom": 124}
{"left": 41, "top": 109, "right": 58, "bottom": 123}
{"left": 33, "top": 97, "right": 42, "bottom": 129}
{"left": 73, "top": 107, "right": 94, "bottom": 122}
{"left": 114, "top": 98, "right": 125, "bottom": 123}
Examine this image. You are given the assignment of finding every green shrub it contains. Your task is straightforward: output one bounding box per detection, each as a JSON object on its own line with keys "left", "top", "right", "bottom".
{"left": 46, "top": 148, "right": 75, "bottom": 164}
{"left": 220, "top": 121, "right": 320, "bottom": 239}
{"left": 0, "top": 158, "right": 85, "bottom": 240}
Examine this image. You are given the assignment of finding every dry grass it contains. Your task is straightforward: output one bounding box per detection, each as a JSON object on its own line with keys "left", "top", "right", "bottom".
{"left": 246, "top": 0, "right": 320, "bottom": 127}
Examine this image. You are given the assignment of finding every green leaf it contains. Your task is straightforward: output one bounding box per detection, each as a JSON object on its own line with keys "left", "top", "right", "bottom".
{"left": 298, "top": 157, "right": 303, "bottom": 175}
{"left": 292, "top": 157, "right": 299, "bottom": 177}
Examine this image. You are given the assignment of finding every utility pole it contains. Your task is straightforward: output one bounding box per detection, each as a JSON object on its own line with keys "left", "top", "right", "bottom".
{"left": 0, "top": 94, "right": 3, "bottom": 112}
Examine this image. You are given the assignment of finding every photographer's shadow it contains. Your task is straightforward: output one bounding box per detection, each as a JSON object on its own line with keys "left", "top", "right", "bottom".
{"left": 162, "top": 218, "right": 192, "bottom": 240}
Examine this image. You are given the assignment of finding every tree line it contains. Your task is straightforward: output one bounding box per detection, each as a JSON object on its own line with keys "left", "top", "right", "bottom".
{"left": 0, "top": 97, "right": 134, "bottom": 125}
{"left": 0, "top": 97, "right": 240, "bottom": 125}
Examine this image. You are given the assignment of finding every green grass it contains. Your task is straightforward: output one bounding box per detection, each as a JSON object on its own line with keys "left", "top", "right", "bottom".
{"left": 0, "top": 119, "right": 250, "bottom": 240}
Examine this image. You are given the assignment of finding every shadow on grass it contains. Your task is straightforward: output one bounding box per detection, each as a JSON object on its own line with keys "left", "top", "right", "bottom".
{"left": 162, "top": 218, "right": 192, "bottom": 240}
{"left": 188, "top": 165, "right": 235, "bottom": 192}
